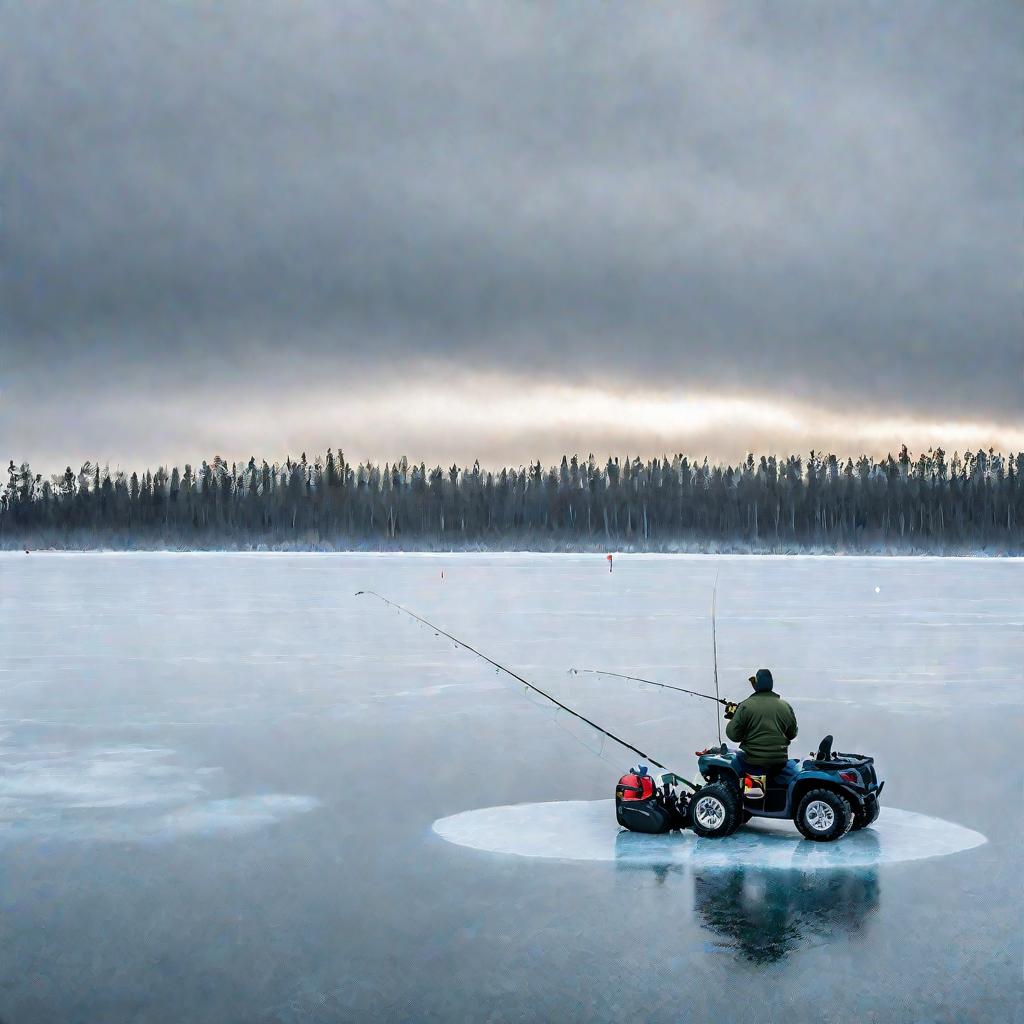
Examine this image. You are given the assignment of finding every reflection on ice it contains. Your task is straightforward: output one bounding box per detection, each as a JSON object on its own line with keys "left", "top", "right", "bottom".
{"left": 433, "top": 799, "right": 986, "bottom": 869}
{"left": 692, "top": 865, "right": 880, "bottom": 963}
{"left": 613, "top": 830, "right": 882, "bottom": 962}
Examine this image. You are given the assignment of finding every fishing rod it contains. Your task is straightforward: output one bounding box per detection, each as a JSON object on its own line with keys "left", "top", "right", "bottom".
{"left": 355, "top": 590, "right": 693, "bottom": 783}
{"left": 712, "top": 572, "right": 722, "bottom": 745}
{"left": 573, "top": 575, "right": 731, "bottom": 744}
{"left": 569, "top": 669, "right": 727, "bottom": 706}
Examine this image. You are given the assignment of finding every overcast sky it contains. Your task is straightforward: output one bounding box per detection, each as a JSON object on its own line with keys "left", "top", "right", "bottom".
{"left": 2, "top": 1, "right": 1021, "bottom": 473}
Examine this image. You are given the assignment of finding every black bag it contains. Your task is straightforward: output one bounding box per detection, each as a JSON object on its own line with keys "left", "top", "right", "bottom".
{"left": 615, "top": 770, "right": 672, "bottom": 834}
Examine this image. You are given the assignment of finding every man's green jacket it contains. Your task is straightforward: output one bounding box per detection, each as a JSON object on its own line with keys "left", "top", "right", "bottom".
{"left": 725, "top": 691, "right": 798, "bottom": 764}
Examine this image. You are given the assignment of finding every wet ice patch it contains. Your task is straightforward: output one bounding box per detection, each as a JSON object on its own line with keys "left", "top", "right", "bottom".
{"left": 0, "top": 744, "right": 319, "bottom": 843}
{"left": 0, "top": 745, "right": 206, "bottom": 809}
{"left": 433, "top": 800, "right": 986, "bottom": 869}
{"left": 153, "top": 795, "right": 321, "bottom": 838}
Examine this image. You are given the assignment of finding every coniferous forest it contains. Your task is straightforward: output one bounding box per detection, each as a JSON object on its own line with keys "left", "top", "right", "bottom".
{"left": 2, "top": 447, "right": 1022, "bottom": 553}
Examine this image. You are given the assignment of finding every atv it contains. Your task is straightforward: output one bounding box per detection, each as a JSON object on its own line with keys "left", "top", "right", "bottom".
{"left": 693, "top": 734, "right": 883, "bottom": 842}
{"left": 616, "top": 735, "right": 883, "bottom": 843}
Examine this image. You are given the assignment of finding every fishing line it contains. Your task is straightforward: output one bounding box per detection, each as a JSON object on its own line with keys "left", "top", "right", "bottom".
{"left": 569, "top": 668, "right": 727, "bottom": 706}
{"left": 355, "top": 589, "right": 677, "bottom": 774}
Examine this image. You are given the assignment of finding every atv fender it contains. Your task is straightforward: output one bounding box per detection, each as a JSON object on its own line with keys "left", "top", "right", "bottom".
{"left": 787, "top": 773, "right": 869, "bottom": 815}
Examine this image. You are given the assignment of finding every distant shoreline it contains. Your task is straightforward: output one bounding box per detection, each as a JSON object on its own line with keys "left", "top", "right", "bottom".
{"left": 3, "top": 536, "right": 1020, "bottom": 557}
{"left": 7, "top": 449, "right": 1020, "bottom": 556}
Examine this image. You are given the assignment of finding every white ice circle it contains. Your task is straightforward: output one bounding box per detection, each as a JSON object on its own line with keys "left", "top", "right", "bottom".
{"left": 433, "top": 800, "right": 986, "bottom": 870}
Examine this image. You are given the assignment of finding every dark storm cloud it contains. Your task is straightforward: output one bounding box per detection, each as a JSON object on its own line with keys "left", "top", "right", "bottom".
{"left": 2, "top": 1, "right": 1021, "bottom": 449}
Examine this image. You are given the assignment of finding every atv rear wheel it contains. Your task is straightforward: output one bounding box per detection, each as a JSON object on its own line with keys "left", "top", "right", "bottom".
{"left": 852, "top": 797, "right": 880, "bottom": 831}
{"left": 795, "top": 789, "right": 852, "bottom": 842}
{"left": 690, "top": 782, "right": 741, "bottom": 839}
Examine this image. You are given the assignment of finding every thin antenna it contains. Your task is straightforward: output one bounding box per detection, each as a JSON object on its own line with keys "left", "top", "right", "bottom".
{"left": 712, "top": 572, "right": 722, "bottom": 744}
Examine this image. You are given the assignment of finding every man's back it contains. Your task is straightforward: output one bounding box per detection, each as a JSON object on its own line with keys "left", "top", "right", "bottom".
{"left": 725, "top": 690, "right": 798, "bottom": 765}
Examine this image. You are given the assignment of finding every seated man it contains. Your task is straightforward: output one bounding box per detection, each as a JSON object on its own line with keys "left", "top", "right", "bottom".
{"left": 724, "top": 668, "right": 798, "bottom": 787}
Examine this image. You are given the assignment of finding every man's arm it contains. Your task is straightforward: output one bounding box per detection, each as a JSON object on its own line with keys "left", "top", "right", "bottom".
{"left": 785, "top": 705, "right": 798, "bottom": 742}
{"left": 725, "top": 704, "right": 746, "bottom": 742}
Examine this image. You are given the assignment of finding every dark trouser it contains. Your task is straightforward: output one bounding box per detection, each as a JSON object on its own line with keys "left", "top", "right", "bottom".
{"left": 735, "top": 753, "right": 787, "bottom": 781}
{"left": 736, "top": 755, "right": 793, "bottom": 811}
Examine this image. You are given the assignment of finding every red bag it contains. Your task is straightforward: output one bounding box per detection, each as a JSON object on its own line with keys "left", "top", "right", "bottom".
{"left": 616, "top": 771, "right": 655, "bottom": 802}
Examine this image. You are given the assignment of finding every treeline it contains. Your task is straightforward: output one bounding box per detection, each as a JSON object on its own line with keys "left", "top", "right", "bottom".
{"left": 2, "top": 447, "right": 1022, "bottom": 552}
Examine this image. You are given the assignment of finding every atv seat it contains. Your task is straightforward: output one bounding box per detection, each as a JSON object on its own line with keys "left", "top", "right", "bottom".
{"left": 803, "top": 735, "right": 873, "bottom": 770}
{"left": 804, "top": 734, "right": 844, "bottom": 770}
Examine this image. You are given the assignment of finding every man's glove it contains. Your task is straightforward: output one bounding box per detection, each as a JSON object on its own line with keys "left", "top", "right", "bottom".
{"left": 723, "top": 701, "right": 738, "bottom": 720}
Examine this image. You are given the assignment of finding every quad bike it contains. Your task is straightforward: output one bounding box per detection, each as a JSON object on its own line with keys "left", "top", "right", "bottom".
{"left": 616, "top": 735, "right": 883, "bottom": 843}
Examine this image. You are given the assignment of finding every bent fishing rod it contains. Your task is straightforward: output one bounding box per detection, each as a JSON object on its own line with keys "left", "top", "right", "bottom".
{"left": 712, "top": 572, "right": 722, "bottom": 745}
{"left": 569, "top": 668, "right": 729, "bottom": 707}
{"left": 355, "top": 589, "right": 694, "bottom": 783}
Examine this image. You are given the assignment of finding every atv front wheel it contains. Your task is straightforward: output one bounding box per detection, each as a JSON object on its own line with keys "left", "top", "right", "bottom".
{"left": 795, "top": 789, "right": 852, "bottom": 842}
{"left": 852, "top": 797, "right": 880, "bottom": 831}
{"left": 690, "top": 782, "right": 741, "bottom": 839}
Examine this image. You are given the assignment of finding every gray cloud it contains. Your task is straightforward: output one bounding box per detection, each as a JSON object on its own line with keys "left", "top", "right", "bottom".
{"left": 2, "top": 1, "right": 1021, "bottom": 465}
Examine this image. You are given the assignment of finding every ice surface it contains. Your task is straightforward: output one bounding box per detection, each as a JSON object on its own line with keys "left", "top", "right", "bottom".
{"left": 433, "top": 800, "right": 986, "bottom": 868}
{"left": 0, "top": 552, "right": 1019, "bottom": 1024}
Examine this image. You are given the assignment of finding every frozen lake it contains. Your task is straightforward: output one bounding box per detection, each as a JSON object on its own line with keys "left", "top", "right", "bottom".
{"left": 0, "top": 552, "right": 1020, "bottom": 1022}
